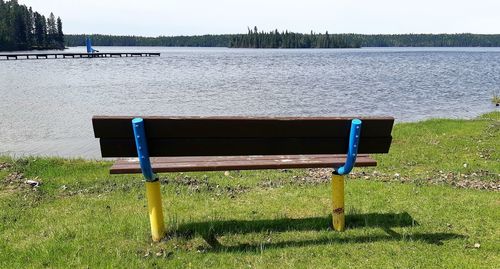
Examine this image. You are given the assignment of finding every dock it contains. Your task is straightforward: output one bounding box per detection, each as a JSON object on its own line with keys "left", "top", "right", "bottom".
{"left": 0, "top": 52, "right": 161, "bottom": 60}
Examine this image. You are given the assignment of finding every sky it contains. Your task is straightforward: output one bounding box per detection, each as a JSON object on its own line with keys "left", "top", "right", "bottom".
{"left": 19, "top": 0, "right": 500, "bottom": 36}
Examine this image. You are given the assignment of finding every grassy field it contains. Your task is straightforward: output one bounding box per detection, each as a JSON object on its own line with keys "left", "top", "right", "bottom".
{"left": 1, "top": 112, "right": 498, "bottom": 268}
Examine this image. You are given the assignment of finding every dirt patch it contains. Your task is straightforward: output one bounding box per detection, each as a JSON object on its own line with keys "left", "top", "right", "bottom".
{"left": 304, "top": 169, "right": 332, "bottom": 183}
{"left": 258, "top": 179, "right": 286, "bottom": 189}
{"left": 0, "top": 162, "right": 12, "bottom": 170}
{"left": 300, "top": 168, "right": 500, "bottom": 191}
{"left": 58, "top": 181, "right": 144, "bottom": 197}
{"left": 425, "top": 170, "right": 499, "bottom": 191}
{"left": 257, "top": 169, "right": 331, "bottom": 189}
{"left": 58, "top": 175, "right": 249, "bottom": 198}
{"left": 161, "top": 175, "right": 249, "bottom": 198}
{"left": 4, "top": 172, "right": 26, "bottom": 187}
{"left": 2, "top": 172, "right": 41, "bottom": 192}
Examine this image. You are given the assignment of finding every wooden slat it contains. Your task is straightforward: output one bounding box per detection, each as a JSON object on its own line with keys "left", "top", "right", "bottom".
{"left": 99, "top": 137, "right": 392, "bottom": 157}
{"left": 110, "top": 154, "right": 377, "bottom": 173}
{"left": 92, "top": 116, "right": 394, "bottom": 139}
{"left": 134, "top": 154, "right": 372, "bottom": 163}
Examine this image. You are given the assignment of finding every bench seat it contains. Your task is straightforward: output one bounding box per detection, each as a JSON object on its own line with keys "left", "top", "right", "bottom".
{"left": 110, "top": 154, "right": 377, "bottom": 174}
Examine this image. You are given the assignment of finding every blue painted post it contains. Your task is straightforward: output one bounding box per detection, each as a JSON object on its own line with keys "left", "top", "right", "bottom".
{"left": 132, "top": 118, "right": 155, "bottom": 181}
{"left": 336, "top": 119, "right": 362, "bottom": 175}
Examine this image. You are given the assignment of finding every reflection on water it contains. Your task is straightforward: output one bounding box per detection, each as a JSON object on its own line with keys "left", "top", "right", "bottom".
{"left": 1, "top": 47, "right": 499, "bottom": 158}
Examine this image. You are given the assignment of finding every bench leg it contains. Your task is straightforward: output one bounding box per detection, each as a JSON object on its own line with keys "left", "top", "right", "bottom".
{"left": 132, "top": 117, "right": 166, "bottom": 241}
{"left": 332, "top": 174, "right": 345, "bottom": 231}
{"left": 146, "top": 180, "right": 166, "bottom": 241}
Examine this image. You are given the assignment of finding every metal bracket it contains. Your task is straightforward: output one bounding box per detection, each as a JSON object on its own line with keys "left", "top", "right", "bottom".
{"left": 335, "top": 119, "right": 362, "bottom": 175}
{"left": 132, "top": 118, "right": 156, "bottom": 181}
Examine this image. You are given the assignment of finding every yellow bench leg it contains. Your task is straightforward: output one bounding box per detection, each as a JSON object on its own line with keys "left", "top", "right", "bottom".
{"left": 332, "top": 174, "right": 345, "bottom": 231}
{"left": 145, "top": 181, "right": 166, "bottom": 241}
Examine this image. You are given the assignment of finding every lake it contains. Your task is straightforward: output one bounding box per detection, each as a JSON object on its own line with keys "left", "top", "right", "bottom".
{"left": 1, "top": 47, "right": 499, "bottom": 158}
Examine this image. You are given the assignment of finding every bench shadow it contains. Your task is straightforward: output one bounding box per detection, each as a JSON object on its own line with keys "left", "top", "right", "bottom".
{"left": 169, "top": 212, "right": 463, "bottom": 251}
{"left": 207, "top": 232, "right": 463, "bottom": 253}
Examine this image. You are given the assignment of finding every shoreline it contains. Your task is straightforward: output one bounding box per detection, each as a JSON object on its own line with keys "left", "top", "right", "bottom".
{"left": 1, "top": 109, "right": 498, "bottom": 160}
{"left": 1, "top": 111, "right": 498, "bottom": 191}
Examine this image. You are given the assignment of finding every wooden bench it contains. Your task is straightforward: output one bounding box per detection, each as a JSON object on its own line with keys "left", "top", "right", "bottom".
{"left": 93, "top": 116, "right": 394, "bottom": 241}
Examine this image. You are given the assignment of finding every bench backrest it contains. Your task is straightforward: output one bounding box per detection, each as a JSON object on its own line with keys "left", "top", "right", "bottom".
{"left": 93, "top": 116, "right": 394, "bottom": 157}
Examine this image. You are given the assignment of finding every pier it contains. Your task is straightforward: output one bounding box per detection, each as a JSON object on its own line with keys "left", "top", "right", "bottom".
{"left": 0, "top": 52, "right": 161, "bottom": 60}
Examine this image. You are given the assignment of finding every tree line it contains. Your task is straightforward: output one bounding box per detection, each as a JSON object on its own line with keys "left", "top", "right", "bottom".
{"left": 66, "top": 30, "right": 500, "bottom": 48}
{"left": 230, "top": 27, "right": 361, "bottom": 48}
{"left": 0, "top": 0, "right": 64, "bottom": 51}
{"left": 65, "top": 34, "right": 232, "bottom": 47}
{"left": 230, "top": 28, "right": 500, "bottom": 48}
{"left": 356, "top": 33, "right": 500, "bottom": 47}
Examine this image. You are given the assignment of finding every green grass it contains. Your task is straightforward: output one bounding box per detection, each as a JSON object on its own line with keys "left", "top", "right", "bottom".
{"left": 363, "top": 111, "right": 499, "bottom": 183}
{"left": 1, "top": 112, "right": 499, "bottom": 268}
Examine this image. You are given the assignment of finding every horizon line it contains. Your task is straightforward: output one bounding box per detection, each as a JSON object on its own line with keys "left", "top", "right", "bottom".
{"left": 65, "top": 32, "right": 500, "bottom": 38}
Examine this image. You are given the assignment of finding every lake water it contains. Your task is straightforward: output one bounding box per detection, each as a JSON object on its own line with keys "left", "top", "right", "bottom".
{"left": 1, "top": 47, "right": 499, "bottom": 158}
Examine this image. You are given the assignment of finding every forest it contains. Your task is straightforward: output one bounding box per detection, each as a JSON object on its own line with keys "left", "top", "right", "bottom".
{"left": 230, "top": 28, "right": 500, "bottom": 48}
{"left": 65, "top": 34, "right": 232, "bottom": 48}
{"left": 65, "top": 28, "right": 500, "bottom": 48}
{"left": 230, "top": 27, "right": 360, "bottom": 48}
{"left": 0, "top": 0, "right": 64, "bottom": 51}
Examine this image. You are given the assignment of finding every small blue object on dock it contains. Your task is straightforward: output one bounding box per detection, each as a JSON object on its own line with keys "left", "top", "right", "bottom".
{"left": 86, "top": 37, "right": 99, "bottom": 54}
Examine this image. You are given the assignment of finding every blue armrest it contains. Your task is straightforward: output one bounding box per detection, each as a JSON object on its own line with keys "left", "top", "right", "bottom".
{"left": 335, "top": 119, "right": 362, "bottom": 175}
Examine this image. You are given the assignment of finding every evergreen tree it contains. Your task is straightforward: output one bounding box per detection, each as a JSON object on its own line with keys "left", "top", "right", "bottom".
{"left": 47, "top": 12, "right": 57, "bottom": 44}
{"left": 0, "top": 0, "right": 64, "bottom": 51}
{"left": 56, "top": 16, "right": 64, "bottom": 44}
{"left": 13, "top": 4, "right": 28, "bottom": 49}
{"left": 26, "top": 6, "right": 33, "bottom": 45}
{"left": 33, "top": 12, "right": 45, "bottom": 46}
